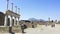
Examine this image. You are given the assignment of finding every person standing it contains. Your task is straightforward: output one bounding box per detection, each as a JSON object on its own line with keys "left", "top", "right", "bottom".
{"left": 21, "top": 23, "right": 27, "bottom": 33}
{"left": 21, "top": 24, "right": 25, "bottom": 33}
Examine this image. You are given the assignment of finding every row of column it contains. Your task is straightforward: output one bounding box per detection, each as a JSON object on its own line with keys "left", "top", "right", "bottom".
{"left": 4, "top": 15, "right": 19, "bottom": 26}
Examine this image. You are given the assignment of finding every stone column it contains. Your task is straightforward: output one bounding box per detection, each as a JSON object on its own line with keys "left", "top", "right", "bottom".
{"left": 10, "top": 16, "right": 12, "bottom": 27}
{"left": 17, "top": 17, "right": 19, "bottom": 26}
{"left": 14, "top": 17, "right": 16, "bottom": 26}
{"left": 4, "top": 15, "right": 8, "bottom": 26}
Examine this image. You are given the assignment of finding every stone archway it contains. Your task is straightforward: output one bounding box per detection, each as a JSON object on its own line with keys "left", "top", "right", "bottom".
{"left": 4, "top": 10, "right": 20, "bottom": 26}
{"left": 7, "top": 18, "right": 10, "bottom": 26}
{"left": 12, "top": 19, "right": 14, "bottom": 26}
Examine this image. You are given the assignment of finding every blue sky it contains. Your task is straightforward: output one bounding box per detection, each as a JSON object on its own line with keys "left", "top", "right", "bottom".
{"left": 0, "top": 0, "right": 60, "bottom": 21}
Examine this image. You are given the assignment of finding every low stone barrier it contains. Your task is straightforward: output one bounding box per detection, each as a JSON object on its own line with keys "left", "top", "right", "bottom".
{"left": 0, "top": 26, "right": 9, "bottom": 33}
{"left": 0, "top": 26, "right": 22, "bottom": 33}
{"left": 12, "top": 26, "right": 22, "bottom": 33}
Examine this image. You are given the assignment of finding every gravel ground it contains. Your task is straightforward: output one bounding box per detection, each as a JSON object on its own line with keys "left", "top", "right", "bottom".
{"left": 0, "top": 24, "right": 60, "bottom": 34}
{"left": 24, "top": 24, "right": 60, "bottom": 34}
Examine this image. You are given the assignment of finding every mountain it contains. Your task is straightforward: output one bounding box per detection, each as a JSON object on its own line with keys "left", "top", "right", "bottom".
{"left": 28, "top": 18, "right": 38, "bottom": 22}
{"left": 38, "top": 19, "right": 46, "bottom": 22}
{"left": 28, "top": 18, "right": 46, "bottom": 23}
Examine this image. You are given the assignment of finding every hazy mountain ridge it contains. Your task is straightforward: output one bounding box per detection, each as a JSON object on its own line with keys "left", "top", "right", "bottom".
{"left": 28, "top": 18, "right": 46, "bottom": 23}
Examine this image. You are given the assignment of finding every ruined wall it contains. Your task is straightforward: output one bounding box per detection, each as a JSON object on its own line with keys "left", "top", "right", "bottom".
{"left": 12, "top": 26, "right": 22, "bottom": 33}
{"left": 0, "top": 12, "right": 5, "bottom": 26}
{"left": 0, "top": 26, "right": 9, "bottom": 33}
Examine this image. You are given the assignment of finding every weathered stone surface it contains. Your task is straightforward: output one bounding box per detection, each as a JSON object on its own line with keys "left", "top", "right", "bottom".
{"left": 12, "top": 26, "right": 22, "bottom": 33}
{"left": 0, "top": 12, "right": 5, "bottom": 26}
{"left": 0, "top": 26, "right": 22, "bottom": 33}
{"left": 0, "top": 26, "right": 9, "bottom": 33}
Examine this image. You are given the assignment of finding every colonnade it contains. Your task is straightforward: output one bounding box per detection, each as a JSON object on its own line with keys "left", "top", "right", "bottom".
{"left": 4, "top": 10, "right": 20, "bottom": 27}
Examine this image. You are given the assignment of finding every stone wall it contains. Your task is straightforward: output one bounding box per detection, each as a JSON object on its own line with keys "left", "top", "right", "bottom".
{"left": 0, "top": 26, "right": 9, "bottom": 33}
{"left": 26, "top": 23, "right": 32, "bottom": 28}
{"left": 0, "top": 26, "right": 22, "bottom": 33}
{"left": 0, "top": 12, "right": 5, "bottom": 26}
{"left": 12, "top": 26, "right": 22, "bottom": 33}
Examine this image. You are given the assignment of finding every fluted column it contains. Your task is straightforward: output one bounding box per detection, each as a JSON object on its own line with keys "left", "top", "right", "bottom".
{"left": 4, "top": 15, "right": 8, "bottom": 26}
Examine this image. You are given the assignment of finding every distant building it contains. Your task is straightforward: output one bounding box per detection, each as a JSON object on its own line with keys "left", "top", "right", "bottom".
{"left": 20, "top": 20, "right": 31, "bottom": 23}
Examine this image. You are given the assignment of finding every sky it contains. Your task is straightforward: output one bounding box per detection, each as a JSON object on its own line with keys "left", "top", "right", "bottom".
{"left": 0, "top": 0, "right": 60, "bottom": 21}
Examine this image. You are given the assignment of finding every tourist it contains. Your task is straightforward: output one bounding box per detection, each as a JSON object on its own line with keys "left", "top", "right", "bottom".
{"left": 21, "top": 23, "right": 27, "bottom": 33}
